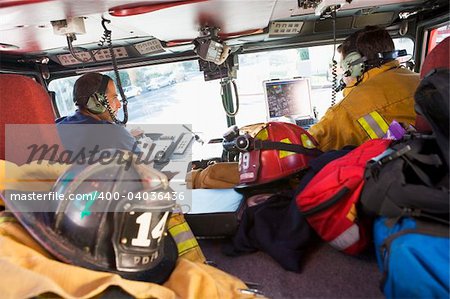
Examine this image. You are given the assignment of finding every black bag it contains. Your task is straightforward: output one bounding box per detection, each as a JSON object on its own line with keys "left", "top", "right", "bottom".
{"left": 223, "top": 148, "right": 354, "bottom": 272}
{"left": 361, "top": 135, "right": 449, "bottom": 223}
{"left": 361, "top": 67, "right": 449, "bottom": 223}
{"left": 222, "top": 191, "right": 312, "bottom": 272}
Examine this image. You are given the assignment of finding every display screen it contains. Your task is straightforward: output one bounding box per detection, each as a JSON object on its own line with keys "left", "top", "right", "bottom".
{"left": 263, "top": 78, "right": 312, "bottom": 119}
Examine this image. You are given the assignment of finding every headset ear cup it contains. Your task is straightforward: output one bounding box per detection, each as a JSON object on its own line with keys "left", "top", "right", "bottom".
{"left": 86, "top": 93, "right": 107, "bottom": 114}
{"left": 341, "top": 52, "right": 364, "bottom": 78}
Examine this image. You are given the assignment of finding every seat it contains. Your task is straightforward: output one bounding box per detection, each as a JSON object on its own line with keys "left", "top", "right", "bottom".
{"left": 414, "top": 36, "right": 449, "bottom": 133}
{"left": 420, "top": 36, "right": 450, "bottom": 78}
{"left": 0, "top": 74, "right": 60, "bottom": 165}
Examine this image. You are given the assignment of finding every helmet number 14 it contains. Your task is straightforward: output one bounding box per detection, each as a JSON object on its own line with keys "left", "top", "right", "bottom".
{"left": 131, "top": 211, "right": 170, "bottom": 247}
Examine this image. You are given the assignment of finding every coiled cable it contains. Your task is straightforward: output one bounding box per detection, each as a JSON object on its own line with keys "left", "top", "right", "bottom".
{"left": 331, "top": 59, "right": 337, "bottom": 106}
{"left": 101, "top": 17, "right": 128, "bottom": 125}
{"left": 330, "top": 6, "right": 338, "bottom": 106}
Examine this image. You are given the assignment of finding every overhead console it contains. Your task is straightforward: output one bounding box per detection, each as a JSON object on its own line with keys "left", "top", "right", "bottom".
{"left": 54, "top": 41, "right": 166, "bottom": 66}
{"left": 48, "top": 17, "right": 168, "bottom": 67}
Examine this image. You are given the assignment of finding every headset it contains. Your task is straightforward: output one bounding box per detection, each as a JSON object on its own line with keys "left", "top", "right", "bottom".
{"left": 340, "top": 51, "right": 366, "bottom": 78}
{"left": 75, "top": 74, "right": 126, "bottom": 124}
{"left": 341, "top": 49, "right": 407, "bottom": 79}
{"left": 333, "top": 51, "right": 366, "bottom": 93}
{"left": 83, "top": 74, "right": 110, "bottom": 115}
{"left": 337, "top": 49, "right": 408, "bottom": 92}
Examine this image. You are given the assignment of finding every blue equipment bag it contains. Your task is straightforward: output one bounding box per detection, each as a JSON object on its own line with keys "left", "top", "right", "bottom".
{"left": 373, "top": 217, "right": 450, "bottom": 298}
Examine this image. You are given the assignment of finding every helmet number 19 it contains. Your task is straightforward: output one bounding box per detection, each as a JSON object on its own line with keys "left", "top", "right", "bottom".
{"left": 131, "top": 211, "right": 170, "bottom": 247}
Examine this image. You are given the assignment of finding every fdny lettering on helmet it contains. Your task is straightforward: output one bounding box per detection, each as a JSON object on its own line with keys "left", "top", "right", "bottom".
{"left": 133, "top": 251, "right": 159, "bottom": 265}
{"left": 118, "top": 251, "right": 161, "bottom": 269}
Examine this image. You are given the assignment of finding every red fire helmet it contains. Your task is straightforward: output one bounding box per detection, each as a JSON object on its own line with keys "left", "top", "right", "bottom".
{"left": 237, "top": 122, "right": 319, "bottom": 188}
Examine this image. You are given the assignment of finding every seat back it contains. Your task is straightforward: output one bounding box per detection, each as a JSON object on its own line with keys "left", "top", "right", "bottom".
{"left": 420, "top": 36, "right": 450, "bottom": 78}
{"left": 415, "top": 37, "right": 450, "bottom": 133}
{"left": 0, "top": 74, "right": 61, "bottom": 164}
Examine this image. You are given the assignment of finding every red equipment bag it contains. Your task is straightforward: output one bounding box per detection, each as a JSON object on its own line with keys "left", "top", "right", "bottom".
{"left": 295, "top": 139, "right": 391, "bottom": 254}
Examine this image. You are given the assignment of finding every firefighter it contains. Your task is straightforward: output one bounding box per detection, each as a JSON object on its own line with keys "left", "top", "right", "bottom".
{"left": 308, "top": 26, "right": 420, "bottom": 151}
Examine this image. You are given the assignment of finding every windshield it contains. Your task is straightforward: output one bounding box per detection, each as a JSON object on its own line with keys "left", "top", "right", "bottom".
{"left": 49, "top": 38, "right": 414, "bottom": 159}
{"left": 234, "top": 37, "right": 414, "bottom": 125}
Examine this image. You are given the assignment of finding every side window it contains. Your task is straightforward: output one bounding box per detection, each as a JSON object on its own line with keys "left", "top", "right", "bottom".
{"left": 417, "top": 22, "right": 450, "bottom": 73}
{"left": 48, "top": 61, "right": 230, "bottom": 159}
{"left": 427, "top": 23, "right": 450, "bottom": 54}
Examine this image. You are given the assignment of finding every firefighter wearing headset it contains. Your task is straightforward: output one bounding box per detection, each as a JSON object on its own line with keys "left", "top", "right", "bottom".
{"left": 308, "top": 26, "right": 420, "bottom": 152}
{"left": 56, "top": 72, "right": 142, "bottom": 153}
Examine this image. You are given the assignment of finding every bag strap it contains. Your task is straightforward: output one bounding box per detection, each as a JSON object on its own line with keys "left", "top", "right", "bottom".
{"left": 404, "top": 138, "right": 443, "bottom": 187}
{"left": 403, "top": 137, "right": 442, "bottom": 167}
{"left": 403, "top": 153, "right": 442, "bottom": 187}
{"left": 369, "top": 136, "right": 443, "bottom": 188}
